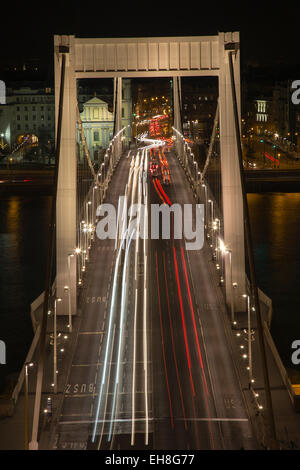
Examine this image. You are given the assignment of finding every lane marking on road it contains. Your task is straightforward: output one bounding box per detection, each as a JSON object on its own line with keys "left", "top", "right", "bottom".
{"left": 59, "top": 417, "right": 154, "bottom": 425}
{"left": 177, "top": 418, "right": 249, "bottom": 422}
{"left": 71, "top": 360, "right": 152, "bottom": 367}
{"left": 58, "top": 417, "right": 247, "bottom": 426}
{"left": 71, "top": 363, "right": 102, "bottom": 367}
{"left": 78, "top": 331, "right": 105, "bottom": 335}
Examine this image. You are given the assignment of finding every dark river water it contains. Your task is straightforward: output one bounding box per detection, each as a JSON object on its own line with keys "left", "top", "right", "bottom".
{"left": 0, "top": 192, "right": 299, "bottom": 388}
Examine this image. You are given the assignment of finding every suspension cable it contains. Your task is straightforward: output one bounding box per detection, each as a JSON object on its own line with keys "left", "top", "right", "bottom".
{"left": 201, "top": 100, "right": 219, "bottom": 182}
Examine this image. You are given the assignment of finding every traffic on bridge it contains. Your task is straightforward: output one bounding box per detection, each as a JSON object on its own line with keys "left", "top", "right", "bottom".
{"left": 4, "top": 32, "right": 299, "bottom": 455}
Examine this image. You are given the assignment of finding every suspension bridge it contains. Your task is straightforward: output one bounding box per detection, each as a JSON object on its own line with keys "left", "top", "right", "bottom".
{"left": 6, "top": 32, "right": 300, "bottom": 451}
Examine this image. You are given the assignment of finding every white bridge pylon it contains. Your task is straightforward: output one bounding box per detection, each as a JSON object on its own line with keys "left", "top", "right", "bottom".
{"left": 54, "top": 32, "right": 246, "bottom": 314}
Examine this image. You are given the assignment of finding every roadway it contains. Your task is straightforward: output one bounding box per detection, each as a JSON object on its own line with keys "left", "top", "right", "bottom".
{"left": 44, "top": 142, "right": 258, "bottom": 450}
{"left": 45, "top": 149, "right": 133, "bottom": 450}
{"left": 148, "top": 146, "right": 257, "bottom": 449}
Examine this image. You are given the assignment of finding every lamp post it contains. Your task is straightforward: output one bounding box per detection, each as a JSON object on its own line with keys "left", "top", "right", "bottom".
{"left": 53, "top": 297, "right": 62, "bottom": 394}
{"left": 86, "top": 201, "right": 91, "bottom": 229}
{"left": 243, "top": 294, "right": 253, "bottom": 383}
{"left": 92, "top": 185, "right": 98, "bottom": 225}
{"left": 24, "top": 362, "right": 34, "bottom": 450}
{"left": 208, "top": 199, "right": 214, "bottom": 244}
{"left": 212, "top": 218, "right": 220, "bottom": 263}
{"left": 86, "top": 201, "right": 92, "bottom": 254}
{"left": 193, "top": 160, "right": 198, "bottom": 182}
{"left": 197, "top": 171, "right": 201, "bottom": 203}
{"left": 101, "top": 162, "right": 106, "bottom": 186}
{"left": 80, "top": 221, "right": 87, "bottom": 269}
{"left": 67, "top": 253, "right": 75, "bottom": 332}
{"left": 75, "top": 247, "right": 82, "bottom": 285}
{"left": 202, "top": 184, "right": 208, "bottom": 231}
{"left": 219, "top": 239, "right": 234, "bottom": 324}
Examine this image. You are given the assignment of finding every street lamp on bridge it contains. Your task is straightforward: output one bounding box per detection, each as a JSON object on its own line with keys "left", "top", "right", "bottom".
{"left": 53, "top": 297, "right": 62, "bottom": 394}
{"left": 24, "top": 361, "right": 34, "bottom": 450}
{"left": 219, "top": 238, "right": 235, "bottom": 325}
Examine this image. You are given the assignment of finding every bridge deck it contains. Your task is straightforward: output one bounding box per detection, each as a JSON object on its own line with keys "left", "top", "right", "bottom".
{"left": 1, "top": 147, "right": 300, "bottom": 450}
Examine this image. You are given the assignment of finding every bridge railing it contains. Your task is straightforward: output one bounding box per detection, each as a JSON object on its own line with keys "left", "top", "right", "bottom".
{"left": 75, "top": 122, "right": 127, "bottom": 286}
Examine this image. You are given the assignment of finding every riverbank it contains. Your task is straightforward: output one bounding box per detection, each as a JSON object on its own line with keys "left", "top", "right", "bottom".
{"left": 1, "top": 167, "right": 300, "bottom": 194}
{"left": 0, "top": 168, "right": 54, "bottom": 195}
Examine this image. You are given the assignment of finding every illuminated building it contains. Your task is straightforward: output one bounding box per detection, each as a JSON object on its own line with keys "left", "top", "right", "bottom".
{"left": 0, "top": 83, "right": 55, "bottom": 151}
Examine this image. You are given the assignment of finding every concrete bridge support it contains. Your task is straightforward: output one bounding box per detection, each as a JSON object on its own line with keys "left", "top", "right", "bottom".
{"left": 173, "top": 76, "right": 182, "bottom": 134}
{"left": 54, "top": 35, "right": 77, "bottom": 316}
{"left": 218, "top": 32, "right": 246, "bottom": 312}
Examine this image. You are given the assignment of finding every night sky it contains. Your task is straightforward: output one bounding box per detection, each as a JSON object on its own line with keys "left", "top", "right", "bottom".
{"left": 1, "top": 1, "right": 299, "bottom": 72}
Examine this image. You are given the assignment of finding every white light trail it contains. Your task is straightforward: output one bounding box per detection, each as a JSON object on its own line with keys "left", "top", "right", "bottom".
{"left": 108, "top": 228, "right": 136, "bottom": 442}
{"left": 136, "top": 133, "right": 166, "bottom": 150}
{"left": 131, "top": 287, "right": 138, "bottom": 446}
{"left": 91, "top": 229, "right": 128, "bottom": 443}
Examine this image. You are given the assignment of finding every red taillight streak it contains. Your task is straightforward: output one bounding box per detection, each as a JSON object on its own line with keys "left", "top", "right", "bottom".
{"left": 180, "top": 245, "right": 215, "bottom": 449}
{"left": 264, "top": 152, "right": 279, "bottom": 164}
{"left": 163, "top": 251, "right": 188, "bottom": 430}
{"left": 180, "top": 246, "right": 209, "bottom": 394}
{"left": 153, "top": 178, "right": 166, "bottom": 204}
{"left": 155, "top": 178, "right": 172, "bottom": 206}
{"left": 155, "top": 251, "right": 174, "bottom": 429}
{"left": 172, "top": 244, "right": 195, "bottom": 396}
{"left": 264, "top": 152, "right": 274, "bottom": 162}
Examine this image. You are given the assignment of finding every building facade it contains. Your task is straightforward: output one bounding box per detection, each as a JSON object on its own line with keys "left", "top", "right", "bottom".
{"left": 78, "top": 96, "right": 114, "bottom": 159}
{"left": 0, "top": 79, "right": 132, "bottom": 158}
{"left": 78, "top": 80, "right": 132, "bottom": 159}
{"left": 0, "top": 83, "right": 55, "bottom": 150}
{"left": 244, "top": 80, "right": 300, "bottom": 153}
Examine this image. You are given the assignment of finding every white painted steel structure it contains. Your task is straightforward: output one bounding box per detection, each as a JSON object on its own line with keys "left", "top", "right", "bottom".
{"left": 54, "top": 32, "right": 245, "bottom": 314}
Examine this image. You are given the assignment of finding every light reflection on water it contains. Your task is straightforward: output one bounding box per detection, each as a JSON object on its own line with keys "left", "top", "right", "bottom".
{"left": 0, "top": 195, "right": 51, "bottom": 387}
{"left": 248, "top": 193, "right": 300, "bottom": 375}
